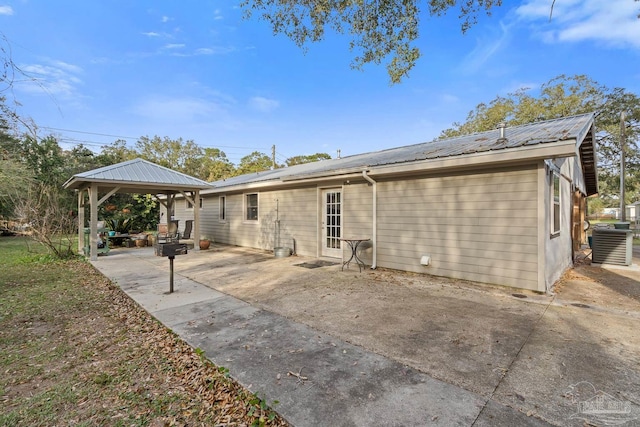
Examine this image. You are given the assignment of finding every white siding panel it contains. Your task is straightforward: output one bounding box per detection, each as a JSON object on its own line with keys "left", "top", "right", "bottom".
{"left": 375, "top": 167, "right": 539, "bottom": 290}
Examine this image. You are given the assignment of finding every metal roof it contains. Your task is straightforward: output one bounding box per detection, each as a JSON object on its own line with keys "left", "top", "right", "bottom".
{"left": 209, "top": 113, "right": 597, "bottom": 190}
{"left": 63, "top": 158, "right": 213, "bottom": 192}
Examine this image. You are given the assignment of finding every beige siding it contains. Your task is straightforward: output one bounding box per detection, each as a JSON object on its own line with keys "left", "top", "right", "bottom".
{"left": 208, "top": 187, "right": 319, "bottom": 256}
{"left": 374, "top": 167, "right": 539, "bottom": 290}
{"left": 342, "top": 183, "right": 374, "bottom": 264}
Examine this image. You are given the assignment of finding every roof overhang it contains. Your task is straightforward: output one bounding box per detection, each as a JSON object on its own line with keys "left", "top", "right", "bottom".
{"left": 63, "top": 177, "right": 211, "bottom": 194}
{"left": 63, "top": 158, "right": 213, "bottom": 194}
{"left": 205, "top": 139, "right": 580, "bottom": 194}
{"left": 365, "top": 138, "right": 579, "bottom": 179}
{"left": 578, "top": 123, "right": 598, "bottom": 196}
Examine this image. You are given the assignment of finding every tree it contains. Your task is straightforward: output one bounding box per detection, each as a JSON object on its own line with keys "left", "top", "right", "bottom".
{"left": 135, "top": 135, "right": 204, "bottom": 178}
{"left": 242, "top": 2, "right": 640, "bottom": 83}
{"left": 100, "top": 139, "right": 137, "bottom": 164}
{"left": 236, "top": 151, "right": 276, "bottom": 175}
{"left": 242, "top": 1, "right": 502, "bottom": 83}
{"left": 21, "top": 135, "right": 67, "bottom": 186}
{"left": 439, "top": 74, "right": 640, "bottom": 206}
{"left": 286, "top": 152, "right": 331, "bottom": 166}
{"left": 200, "top": 148, "right": 236, "bottom": 181}
{"left": 439, "top": 75, "right": 606, "bottom": 138}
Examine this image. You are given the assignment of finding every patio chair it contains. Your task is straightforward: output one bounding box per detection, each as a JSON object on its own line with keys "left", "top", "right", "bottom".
{"left": 182, "top": 220, "right": 193, "bottom": 240}
{"left": 157, "top": 220, "right": 180, "bottom": 243}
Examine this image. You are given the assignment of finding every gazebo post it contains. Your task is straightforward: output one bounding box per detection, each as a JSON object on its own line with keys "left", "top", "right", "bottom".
{"left": 193, "top": 189, "right": 201, "bottom": 251}
{"left": 77, "top": 189, "right": 85, "bottom": 255}
{"left": 89, "top": 183, "right": 98, "bottom": 261}
{"left": 167, "top": 194, "right": 174, "bottom": 228}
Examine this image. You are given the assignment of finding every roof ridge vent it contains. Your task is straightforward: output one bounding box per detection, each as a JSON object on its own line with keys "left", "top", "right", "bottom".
{"left": 497, "top": 122, "right": 508, "bottom": 143}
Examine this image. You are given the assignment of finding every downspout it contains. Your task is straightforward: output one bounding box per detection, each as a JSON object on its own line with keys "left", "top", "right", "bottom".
{"left": 362, "top": 170, "right": 377, "bottom": 269}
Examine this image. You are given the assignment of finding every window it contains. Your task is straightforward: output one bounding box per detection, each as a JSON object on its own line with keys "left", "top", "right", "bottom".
{"left": 245, "top": 193, "right": 258, "bottom": 221}
{"left": 219, "top": 196, "right": 226, "bottom": 221}
{"left": 186, "top": 197, "right": 203, "bottom": 209}
{"left": 551, "top": 172, "right": 560, "bottom": 235}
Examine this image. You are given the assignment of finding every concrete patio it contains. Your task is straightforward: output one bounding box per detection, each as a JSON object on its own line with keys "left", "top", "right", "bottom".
{"left": 91, "top": 244, "right": 640, "bottom": 426}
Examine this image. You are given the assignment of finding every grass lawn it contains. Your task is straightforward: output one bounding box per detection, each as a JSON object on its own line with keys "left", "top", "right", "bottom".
{"left": 0, "top": 236, "right": 287, "bottom": 427}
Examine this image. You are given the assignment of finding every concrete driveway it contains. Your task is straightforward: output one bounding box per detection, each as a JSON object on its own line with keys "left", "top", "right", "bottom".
{"left": 94, "top": 244, "right": 640, "bottom": 426}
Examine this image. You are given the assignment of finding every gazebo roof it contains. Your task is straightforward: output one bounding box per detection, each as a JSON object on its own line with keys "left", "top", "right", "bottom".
{"left": 63, "top": 158, "right": 213, "bottom": 194}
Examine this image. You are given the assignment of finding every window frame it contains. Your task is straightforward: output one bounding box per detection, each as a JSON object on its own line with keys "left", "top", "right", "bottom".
{"left": 551, "top": 171, "right": 561, "bottom": 237}
{"left": 244, "top": 193, "right": 259, "bottom": 223}
{"left": 186, "top": 197, "right": 203, "bottom": 210}
{"left": 219, "top": 196, "right": 226, "bottom": 221}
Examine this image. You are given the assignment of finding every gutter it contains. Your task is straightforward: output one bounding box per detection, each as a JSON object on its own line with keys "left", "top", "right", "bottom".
{"left": 361, "top": 170, "right": 377, "bottom": 269}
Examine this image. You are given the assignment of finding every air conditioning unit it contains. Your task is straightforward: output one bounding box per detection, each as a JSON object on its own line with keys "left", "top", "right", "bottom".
{"left": 591, "top": 228, "right": 633, "bottom": 266}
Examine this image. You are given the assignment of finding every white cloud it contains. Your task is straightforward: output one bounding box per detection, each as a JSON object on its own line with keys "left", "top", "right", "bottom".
{"left": 460, "top": 21, "right": 512, "bottom": 73}
{"left": 516, "top": 0, "right": 640, "bottom": 48}
{"left": 214, "top": 9, "right": 223, "bottom": 20}
{"left": 440, "top": 93, "right": 459, "bottom": 104}
{"left": 130, "top": 96, "right": 229, "bottom": 123}
{"left": 142, "top": 31, "right": 160, "bottom": 37}
{"left": 195, "top": 48, "right": 215, "bottom": 55}
{"left": 164, "top": 43, "right": 185, "bottom": 49}
{"left": 195, "top": 46, "right": 236, "bottom": 55}
{"left": 161, "top": 15, "right": 170, "bottom": 23}
{"left": 248, "top": 96, "right": 279, "bottom": 113}
{"left": 0, "top": 5, "right": 13, "bottom": 15}
{"left": 50, "top": 60, "right": 83, "bottom": 74}
{"left": 18, "top": 59, "right": 83, "bottom": 98}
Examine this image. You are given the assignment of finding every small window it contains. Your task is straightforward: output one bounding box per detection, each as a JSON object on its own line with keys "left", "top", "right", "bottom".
{"left": 551, "top": 172, "right": 560, "bottom": 235}
{"left": 245, "top": 193, "right": 258, "bottom": 221}
{"left": 186, "top": 197, "right": 203, "bottom": 210}
{"left": 219, "top": 196, "right": 226, "bottom": 221}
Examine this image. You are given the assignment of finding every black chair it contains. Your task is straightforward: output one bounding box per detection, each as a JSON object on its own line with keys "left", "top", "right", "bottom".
{"left": 182, "top": 220, "right": 193, "bottom": 239}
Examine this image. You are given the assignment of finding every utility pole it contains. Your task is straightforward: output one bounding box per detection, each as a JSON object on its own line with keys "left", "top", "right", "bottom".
{"left": 620, "top": 111, "right": 627, "bottom": 222}
{"left": 272, "top": 145, "right": 276, "bottom": 170}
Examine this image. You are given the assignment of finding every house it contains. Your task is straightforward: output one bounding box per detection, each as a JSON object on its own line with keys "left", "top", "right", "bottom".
{"left": 166, "top": 113, "right": 598, "bottom": 293}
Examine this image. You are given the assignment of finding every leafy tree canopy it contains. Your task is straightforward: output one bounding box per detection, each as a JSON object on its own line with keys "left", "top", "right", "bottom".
{"left": 134, "top": 135, "right": 204, "bottom": 178}
{"left": 200, "top": 147, "right": 236, "bottom": 181}
{"left": 241, "top": 0, "right": 503, "bottom": 83}
{"left": 439, "top": 74, "right": 640, "bottom": 206}
{"left": 236, "top": 151, "right": 278, "bottom": 175}
{"left": 286, "top": 152, "right": 331, "bottom": 166}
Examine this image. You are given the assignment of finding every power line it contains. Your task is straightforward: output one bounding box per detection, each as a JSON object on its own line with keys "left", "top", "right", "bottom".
{"left": 39, "top": 126, "right": 138, "bottom": 140}
{"left": 41, "top": 125, "right": 268, "bottom": 152}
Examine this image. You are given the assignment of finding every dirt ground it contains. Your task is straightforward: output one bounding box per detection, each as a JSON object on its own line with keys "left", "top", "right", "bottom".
{"left": 161, "top": 244, "right": 640, "bottom": 425}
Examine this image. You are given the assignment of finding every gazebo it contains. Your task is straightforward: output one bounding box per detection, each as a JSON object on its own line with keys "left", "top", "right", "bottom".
{"left": 63, "top": 158, "right": 213, "bottom": 260}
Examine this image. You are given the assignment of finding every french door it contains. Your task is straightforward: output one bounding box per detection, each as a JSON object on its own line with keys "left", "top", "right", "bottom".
{"left": 321, "top": 189, "right": 342, "bottom": 258}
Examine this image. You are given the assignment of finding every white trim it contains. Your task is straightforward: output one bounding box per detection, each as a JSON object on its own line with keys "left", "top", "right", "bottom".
{"left": 551, "top": 171, "right": 561, "bottom": 237}
{"left": 243, "top": 192, "right": 259, "bottom": 223}
{"left": 320, "top": 188, "right": 343, "bottom": 258}
{"left": 537, "top": 162, "right": 547, "bottom": 292}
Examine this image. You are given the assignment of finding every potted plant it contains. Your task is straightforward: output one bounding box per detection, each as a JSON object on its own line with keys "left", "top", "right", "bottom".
{"left": 199, "top": 236, "right": 211, "bottom": 250}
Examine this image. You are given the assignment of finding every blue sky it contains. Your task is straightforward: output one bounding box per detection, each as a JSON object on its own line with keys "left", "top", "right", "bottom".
{"left": 1, "top": 0, "right": 639, "bottom": 165}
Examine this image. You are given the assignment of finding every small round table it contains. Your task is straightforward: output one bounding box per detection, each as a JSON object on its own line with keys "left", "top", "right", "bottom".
{"left": 340, "top": 238, "right": 370, "bottom": 272}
